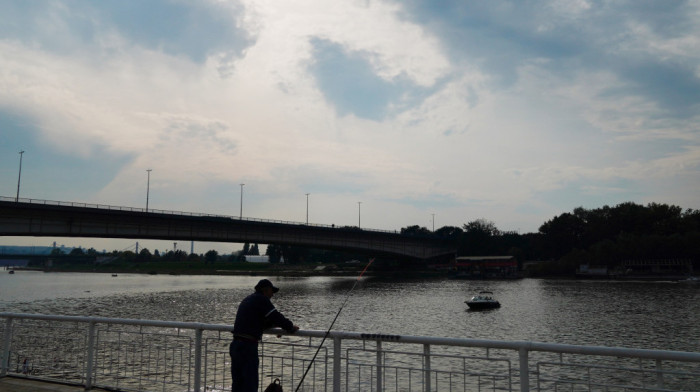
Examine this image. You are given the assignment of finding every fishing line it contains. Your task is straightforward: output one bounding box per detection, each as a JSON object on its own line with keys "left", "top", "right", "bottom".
{"left": 294, "top": 258, "right": 375, "bottom": 392}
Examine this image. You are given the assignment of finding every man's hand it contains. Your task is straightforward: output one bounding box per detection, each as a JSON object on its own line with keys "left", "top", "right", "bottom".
{"left": 277, "top": 326, "right": 300, "bottom": 338}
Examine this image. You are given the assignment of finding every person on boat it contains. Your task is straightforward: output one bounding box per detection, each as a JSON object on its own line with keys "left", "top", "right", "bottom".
{"left": 230, "top": 279, "right": 299, "bottom": 392}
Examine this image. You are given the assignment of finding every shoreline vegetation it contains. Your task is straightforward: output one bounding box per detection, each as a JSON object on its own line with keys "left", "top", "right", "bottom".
{"left": 7, "top": 262, "right": 697, "bottom": 281}
{"left": 7, "top": 262, "right": 432, "bottom": 278}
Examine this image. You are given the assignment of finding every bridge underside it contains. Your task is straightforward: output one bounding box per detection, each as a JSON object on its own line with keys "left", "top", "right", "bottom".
{"left": 0, "top": 201, "right": 456, "bottom": 260}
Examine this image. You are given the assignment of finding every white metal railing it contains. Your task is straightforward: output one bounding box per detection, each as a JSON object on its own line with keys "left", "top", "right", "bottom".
{"left": 1, "top": 313, "right": 699, "bottom": 391}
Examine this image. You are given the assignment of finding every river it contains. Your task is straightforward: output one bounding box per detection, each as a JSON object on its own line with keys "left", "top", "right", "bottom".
{"left": 1, "top": 271, "right": 699, "bottom": 353}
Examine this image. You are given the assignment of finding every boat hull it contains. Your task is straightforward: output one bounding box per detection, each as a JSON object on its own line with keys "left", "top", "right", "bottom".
{"left": 466, "top": 301, "right": 500, "bottom": 310}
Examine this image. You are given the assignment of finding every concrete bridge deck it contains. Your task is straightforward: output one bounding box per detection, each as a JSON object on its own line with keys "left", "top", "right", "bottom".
{"left": 0, "top": 197, "right": 456, "bottom": 260}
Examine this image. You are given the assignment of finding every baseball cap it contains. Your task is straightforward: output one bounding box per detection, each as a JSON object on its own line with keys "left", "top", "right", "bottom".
{"left": 254, "top": 279, "right": 279, "bottom": 293}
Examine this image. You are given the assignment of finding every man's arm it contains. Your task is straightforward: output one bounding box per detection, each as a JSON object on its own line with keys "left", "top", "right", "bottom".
{"left": 266, "top": 308, "right": 297, "bottom": 333}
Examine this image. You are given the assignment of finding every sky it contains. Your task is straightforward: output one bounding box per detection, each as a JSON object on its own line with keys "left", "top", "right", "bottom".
{"left": 1, "top": 1, "right": 699, "bottom": 254}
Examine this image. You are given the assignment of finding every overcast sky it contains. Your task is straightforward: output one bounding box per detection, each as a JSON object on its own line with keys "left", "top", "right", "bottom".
{"left": 1, "top": 1, "right": 699, "bottom": 254}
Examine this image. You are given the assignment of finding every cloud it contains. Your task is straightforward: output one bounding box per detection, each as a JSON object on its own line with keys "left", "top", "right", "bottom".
{"left": 0, "top": 0, "right": 699, "bottom": 240}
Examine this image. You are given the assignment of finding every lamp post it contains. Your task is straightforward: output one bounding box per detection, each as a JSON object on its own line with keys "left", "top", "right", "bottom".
{"left": 15, "top": 150, "right": 24, "bottom": 202}
{"left": 431, "top": 213, "right": 435, "bottom": 232}
{"left": 358, "top": 201, "right": 362, "bottom": 229}
{"left": 306, "top": 193, "right": 310, "bottom": 224}
{"left": 239, "top": 183, "right": 245, "bottom": 219}
{"left": 146, "top": 169, "right": 152, "bottom": 212}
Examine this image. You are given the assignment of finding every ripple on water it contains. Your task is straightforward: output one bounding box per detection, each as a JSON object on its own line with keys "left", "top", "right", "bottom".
{"left": 1, "top": 275, "right": 699, "bottom": 353}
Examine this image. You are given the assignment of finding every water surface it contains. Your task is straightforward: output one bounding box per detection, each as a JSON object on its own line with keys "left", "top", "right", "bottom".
{"left": 2, "top": 271, "right": 699, "bottom": 353}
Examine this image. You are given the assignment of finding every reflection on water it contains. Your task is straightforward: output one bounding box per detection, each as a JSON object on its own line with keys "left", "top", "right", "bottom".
{"left": 2, "top": 271, "right": 699, "bottom": 352}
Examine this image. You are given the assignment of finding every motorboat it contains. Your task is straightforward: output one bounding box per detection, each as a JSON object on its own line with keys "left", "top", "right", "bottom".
{"left": 465, "top": 291, "right": 500, "bottom": 310}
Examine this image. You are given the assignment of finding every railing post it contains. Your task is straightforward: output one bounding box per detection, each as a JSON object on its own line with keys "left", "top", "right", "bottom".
{"left": 85, "top": 321, "right": 96, "bottom": 389}
{"left": 333, "top": 336, "right": 341, "bottom": 392}
{"left": 376, "top": 341, "right": 382, "bottom": 392}
{"left": 194, "top": 328, "right": 203, "bottom": 392}
{"left": 423, "top": 344, "right": 431, "bottom": 392}
{"left": 519, "top": 346, "right": 530, "bottom": 392}
{"left": 1, "top": 318, "right": 12, "bottom": 377}
{"left": 656, "top": 359, "right": 664, "bottom": 389}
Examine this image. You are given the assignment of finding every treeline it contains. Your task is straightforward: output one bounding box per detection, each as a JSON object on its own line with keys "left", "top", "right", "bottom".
{"left": 408, "top": 201, "right": 700, "bottom": 275}
{"left": 45, "top": 243, "right": 263, "bottom": 264}
{"left": 216, "top": 201, "right": 700, "bottom": 273}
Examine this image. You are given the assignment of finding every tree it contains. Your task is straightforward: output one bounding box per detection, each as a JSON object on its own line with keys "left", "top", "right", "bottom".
{"left": 137, "top": 248, "right": 152, "bottom": 262}
{"left": 400, "top": 225, "right": 432, "bottom": 236}
{"left": 120, "top": 251, "right": 136, "bottom": 262}
{"left": 50, "top": 248, "right": 64, "bottom": 256}
{"left": 266, "top": 244, "right": 282, "bottom": 264}
{"left": 162, "top": 250, "right": 187, "bottom": 262}
{"left": 435, "top": 226, "right": 463, "bottom": 238}
{"left": 464, "top": 219, "right": 500, "bottom": 236}
{"left": 205, "top": 250, "right": 219, "bottom": 263}
{"left": 539, "top": 213, "right": 585, "bottom": 259}
{"left": 250, "top": 244, "right": 260, "bottom": 255}
{"left": 459, "top": 219, "right": 502, "bottom": 256}
{"left": 69, "top": 247, "right": 85, "bottom": 256}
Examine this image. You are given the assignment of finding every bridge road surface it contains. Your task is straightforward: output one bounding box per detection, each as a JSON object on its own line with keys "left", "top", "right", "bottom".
{"left": 0, "top": 377, "right": 111, "bottom": 391}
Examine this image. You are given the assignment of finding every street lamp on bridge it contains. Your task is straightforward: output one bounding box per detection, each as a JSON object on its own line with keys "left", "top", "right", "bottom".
{"left": 146, "top": 169, "right": 152, "bottom": 212}
{"left": 358, "top": 201, "right": 362, "bottom": 229}
{"left": 306, "top": 193, "right": 310, "bottom": 224}
{"left": 15, "top": 150, "right": 24, "bottom": 202}
{"left": 239, "top": 183, "right": 245, "bottom": 219}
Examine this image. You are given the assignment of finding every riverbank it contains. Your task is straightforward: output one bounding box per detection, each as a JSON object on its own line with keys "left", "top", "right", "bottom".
{"left": 9, "top": 261, "right": 695, "bottom": 280}
{"left": 9, "top": 260, "right": 380, "bottom": 277}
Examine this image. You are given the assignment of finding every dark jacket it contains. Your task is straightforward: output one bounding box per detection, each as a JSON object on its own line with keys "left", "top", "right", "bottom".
{"left": 233, "top": 291, "right": 295, "bottom": 341}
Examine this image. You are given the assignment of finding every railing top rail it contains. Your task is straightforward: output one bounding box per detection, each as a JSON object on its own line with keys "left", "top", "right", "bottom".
{"left": 2, "top": 312, "right": 699, "bottom": 363}
{"left": 0, "top": 196, "right": 400, "bottom": 234}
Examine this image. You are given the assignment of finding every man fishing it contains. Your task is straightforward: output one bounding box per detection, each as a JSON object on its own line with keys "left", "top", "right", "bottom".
{"left": 231, "top": 279, "right": 299, "bottom": 392}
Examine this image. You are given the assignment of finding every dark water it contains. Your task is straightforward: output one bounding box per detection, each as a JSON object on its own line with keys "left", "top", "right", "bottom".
{"left": 2, "top": 271, "right": 699, "bottom": 352}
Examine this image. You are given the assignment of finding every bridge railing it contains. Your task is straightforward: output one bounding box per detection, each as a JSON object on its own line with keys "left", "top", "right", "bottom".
{"left": 1, "top": 196, "right": 398, "bottom": 234}
{"left": 1, "top": 313, "right": 699, "bottom": 392}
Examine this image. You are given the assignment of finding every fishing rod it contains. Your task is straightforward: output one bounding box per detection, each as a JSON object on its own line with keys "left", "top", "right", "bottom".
{"left": 294, "top": 258, "right": 375, "bottom": 392}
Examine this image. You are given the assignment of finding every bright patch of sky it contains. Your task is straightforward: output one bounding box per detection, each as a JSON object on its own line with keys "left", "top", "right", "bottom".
{"left": 1, "top": 0, "right": 699, "bottom": 253}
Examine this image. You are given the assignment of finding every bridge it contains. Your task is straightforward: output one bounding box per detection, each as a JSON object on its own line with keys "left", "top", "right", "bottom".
{"left": 0, "top": 197, "right": 456, "bottom": 260}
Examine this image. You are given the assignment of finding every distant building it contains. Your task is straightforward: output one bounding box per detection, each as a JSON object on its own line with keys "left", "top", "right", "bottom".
{"left": 577, "top": 264, "right": 609, "bottom": 277}
{"left": 0, "top": 245, "right": 74, "bottom": 255}
{"left": 244, "top": 255, "right": 269, "bottom": 263}
{"left": 0, "top": 245, "right": 67, "bottom": 267}
{"left": 618, "top": 259, "right": 693, "bottom": 278}
{"left": 576, "top": 260, "right": 694, "bottom": 279}
{"left": 452, "top": 256, "right": 519, "bottom": 279}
